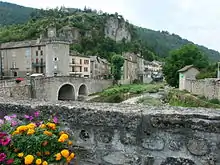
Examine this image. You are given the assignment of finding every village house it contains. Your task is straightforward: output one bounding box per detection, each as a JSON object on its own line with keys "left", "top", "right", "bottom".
{"left": 69, "top": 51, "right": 90, "bottom": 78}
{"left": 0, "top": 28, "right": 70, "bottom": 78}
{"left": 178, "top": 65, "right": 200, "bottom": 90}
{"left": 90, "top": 56, "right": 111, "bottom": 79}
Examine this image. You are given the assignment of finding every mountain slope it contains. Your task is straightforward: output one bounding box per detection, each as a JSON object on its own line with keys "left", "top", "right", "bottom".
{"left": 0, "top": 1, "right": 36, "bottom": 25}
{"left": 136, "top": 27, "right": 220, "bottom": 61}
{"left": 0, "top": 1, "right": 220, "bottom": 61}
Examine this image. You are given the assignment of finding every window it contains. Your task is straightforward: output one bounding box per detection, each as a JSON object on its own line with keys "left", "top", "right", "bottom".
{"left": 80, "top": 59, "right": 82, "bottom": 64}
{"left": 36, "top": 58, "right": 39, "bottom": 63}
{"left": 72, "top": 58, "right": 75, "bottom": 64}
{"left": 40, "top": 67, "right": 43, "bottom": 73}
{"left": 84, "top": 60, "right": 89, "bottom": 65}
{"left": 40, "top": 58, "right": 43, "bottom": 64}
{"left": 84, "top": 67, "right": 88, "bottom": 72}
{"left": 41, "top": 50, "right": 43, "bottom": 56}
{"left": 38, "top": 46, "right": 41, "bottom": 50}
{"left": 72, "top": 67, "right": 75, "bottom": 72}
{"left": 36, "top": 51, "right": 38, "bottom": 56}
{"left": 54, "top": 57, "right": 58, "bottom": 61}
{"left": 80, "top": 67, "right": 82, "bottom": 72}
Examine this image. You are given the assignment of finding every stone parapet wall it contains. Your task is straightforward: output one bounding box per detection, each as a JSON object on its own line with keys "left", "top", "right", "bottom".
{"left": 0, "top": 79, "right": 30, "bottom": 99}
{"left": 1, "top": 100, "right": 220, "bottom": 165}
{"left": 185, "top": 78, "right": 220, "bottom": 100}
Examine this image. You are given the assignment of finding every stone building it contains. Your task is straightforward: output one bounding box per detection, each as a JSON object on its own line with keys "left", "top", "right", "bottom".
{"left": 120, "top": 52, "right": 142, "bottom": 84}
{"left": 90, "top": 56, "right": 111, "bottom": 79}
{"left": 178, "top": 65, "right": 200, "bottom": 90}
{"left": 69, "top": 52, "right": 90, "bottom": 78}
{"left": 0, "top": 28, "right": 70, "bottom": 78}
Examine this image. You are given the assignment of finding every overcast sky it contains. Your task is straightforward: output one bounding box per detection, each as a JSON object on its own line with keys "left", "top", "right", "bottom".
{"left": 3, "top": 0, "right": 220, "bottom": 51}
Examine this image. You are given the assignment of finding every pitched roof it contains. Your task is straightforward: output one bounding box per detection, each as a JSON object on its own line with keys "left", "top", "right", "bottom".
{"left": 178, "top": 65, "right": 196, "bottom": 72}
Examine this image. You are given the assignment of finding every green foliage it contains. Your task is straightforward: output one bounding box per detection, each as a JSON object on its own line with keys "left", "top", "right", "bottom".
{"left": 167, "top": 90, "right": 220, "bottom": 109}
{"left": 136, "top": 27, "right": 220, "bottom": 61}
{"left": 163, "top": 44, "right": 209, "bottom": 87}
{"left": 196, "top": 63, "right": 217, "bottom": 79}
{"left": 111, "top": 54, "right": 124, "bottom": 81}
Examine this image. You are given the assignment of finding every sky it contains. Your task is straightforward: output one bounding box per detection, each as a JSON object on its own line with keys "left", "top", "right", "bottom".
{"left": 3, "top": 0, "right": 220, "bottom": 51}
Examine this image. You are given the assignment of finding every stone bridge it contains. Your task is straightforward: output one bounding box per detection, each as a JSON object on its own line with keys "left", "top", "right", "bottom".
{"left": 1, "top": 100, "right": 220, "bottom": 165}
{"left": 31, "top": 76, "right": 112, "bottom": 101}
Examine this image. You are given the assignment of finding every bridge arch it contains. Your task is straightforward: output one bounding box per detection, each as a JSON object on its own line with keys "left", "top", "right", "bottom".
{"left": 57, "top": 83, "right": 76, "bottom": 101}
{"left": 78, "top": 84, "right": 88, "bottom": 96}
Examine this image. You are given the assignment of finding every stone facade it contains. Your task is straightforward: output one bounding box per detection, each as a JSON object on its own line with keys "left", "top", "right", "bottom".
{"left": 1, "top": 100, "right": 220, "bottom": 165}
{"left": 69, "top": 53, "right": 91, "bottom": 78}
{"left": 179, "top": 65, "right": 200, "bottom": 91}
{"left": 184, "top": 78, "right": 220, "bottom": 100}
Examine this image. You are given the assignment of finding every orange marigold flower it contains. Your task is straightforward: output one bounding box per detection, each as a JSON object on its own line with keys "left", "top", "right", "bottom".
{"left": 59, "top": 131, "right": 65, "bottom": 135}
{"left": 35, "top": 158, "right": 42, "bottom": 165}
{"left": 43, "top": 131, "right": 53, "bottom": 136}
{"left": 39, "top": 124, "right": 46, "bottom": 129}
{"left": 24, "top": 155, "right": 34, "bottom": 165}
{"left": 60, "top": 149, "right": 69, "bottom": 158}
{"left": 17, "top": 152, "right": 24, "bottom": 158}
{"left": 46, "top": 122, "right": 56, "bottom": 130}
{"left": 68, "top": 140, "right": 73, "bottom": 145}
{"left": 58, "top": 133, "right": 69, "bottom": 142}
{"left": 36, "top": 152, "right": 41, "bottom": 157}
{"left": 16, "top": 125, "right": 28, "bottom": 132}
{"left": 27, "top": 129, "right": 35, "bottom": 135}
{"left": 55, "top": 153, "right": 62, "bottom": 161}
{"left": 44, "top": 151, "right": 50, "bottom": 155}
{"left": 69, "top": 153, "right": 75, "bottom": 159}
{"left": 26, "top": 123, "right": 36, "bottom": 129}
{"left": 42, "top": 161, "right": 48, "bottom": 165}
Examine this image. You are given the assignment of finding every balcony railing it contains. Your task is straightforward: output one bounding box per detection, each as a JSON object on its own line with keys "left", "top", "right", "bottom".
{"left": 32, "top": 62, "right": 45, "bottom": 67}
{"left": 69, "top": 63, "right": 82, "bottom": 66}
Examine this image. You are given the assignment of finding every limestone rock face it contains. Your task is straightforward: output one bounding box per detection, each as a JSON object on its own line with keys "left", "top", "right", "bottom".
{"left": 104, "top": 16, "right": 131, "bottom": 42}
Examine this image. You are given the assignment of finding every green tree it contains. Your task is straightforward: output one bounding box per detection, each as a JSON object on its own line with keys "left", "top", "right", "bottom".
{"left": 163, "top": 44, "right": 209, "bottom": 87}
{"left": 111, "top": 54, "right": 124, "bottom": 84}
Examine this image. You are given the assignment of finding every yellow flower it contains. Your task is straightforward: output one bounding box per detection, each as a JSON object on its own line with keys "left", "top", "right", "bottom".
{"left": 42, "top": 161, "right": 48, "bottom": 165}
{"left": 67, "top": 156, "right": 72, "bottom": 163}
{"left": 58, "top": 134, "right": 69, "bottom": 142}
{"left": 12, "top": 130, "right": 20, "bottom": 135}
{"left": 27, "top": 129, "right": 35, "bottom": 135}
{"left": 16, "top": 125, "right": 28, "bottom": 132}
{"left": 46, "top": 122, "right": 56, "bottom": 130}
{"left": 27, "top": 123, "right": 36, "bottom": 129}
{"left": 55, "top": 153, "right": 62, "bottom": 161}
{"left": 68, "top": 140, "right": 73, "bottom": 145}
{"left": 35, "top": 158, "right": 42, "bottom": 165}
{"left": 69, "top": 153, "right": 75, "bottom": 159}
{"left": 39, "top": 124, "right": 46, "bottom": 129}
{"left": 17, "top": 152, "right": 24, "bottom": 158}
{"left": 61, "top": 149, "right": 69, "bottom": 158}
{"left": 24, "top": 155, "right": 34, "bottom": 165}
{"left": 43, "top": 131, "right": 53, "bottom": 136}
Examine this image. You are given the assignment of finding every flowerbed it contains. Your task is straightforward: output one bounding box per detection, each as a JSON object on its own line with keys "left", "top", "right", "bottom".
{"left": 0, "top": 111, "right": 75, "bottom": 165}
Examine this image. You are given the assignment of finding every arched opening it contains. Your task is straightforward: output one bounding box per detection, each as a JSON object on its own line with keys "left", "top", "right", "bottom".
{"left": 58, "top": 84, "right": 75, "bottom": 101}
{"left": 78, "top": 84, "right": 88, "bottom": 101}
{"left": 78, "top": 84, "right": 88, "bottom": 95}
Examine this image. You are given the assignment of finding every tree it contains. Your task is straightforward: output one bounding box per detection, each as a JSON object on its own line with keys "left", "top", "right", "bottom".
{"left": 111, "top": 54, "right": 124, "bottom": 84}
{"left": 163, "top": 44, "right": 209, "bottom": 87}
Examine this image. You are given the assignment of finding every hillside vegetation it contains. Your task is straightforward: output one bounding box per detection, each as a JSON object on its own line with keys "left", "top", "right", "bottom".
{"left": 0, "top": 1, "right": 220, "bottom": 61}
